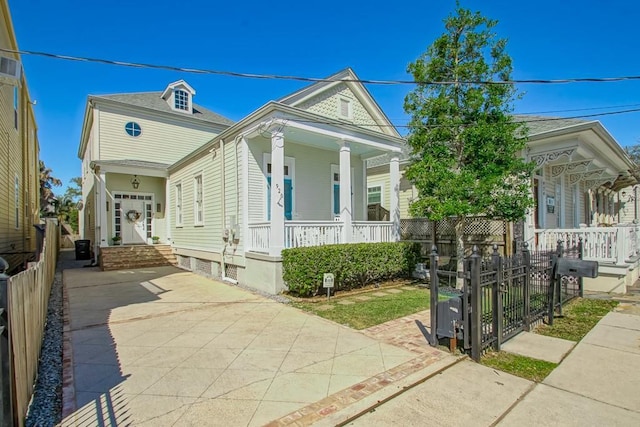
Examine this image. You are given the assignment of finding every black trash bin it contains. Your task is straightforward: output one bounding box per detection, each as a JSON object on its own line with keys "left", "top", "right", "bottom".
{"left": 75, "top": 239, "right": 91, "bottom": 260}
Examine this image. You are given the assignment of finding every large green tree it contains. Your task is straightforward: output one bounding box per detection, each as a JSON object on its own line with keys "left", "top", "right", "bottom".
{"left": 404, "top": 3, "right": 534, "bottom": 284}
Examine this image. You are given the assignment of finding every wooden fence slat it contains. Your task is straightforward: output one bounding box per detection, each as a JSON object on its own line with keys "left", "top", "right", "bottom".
{"left": 5, "top": 219, "right": 59, "bottom": 426}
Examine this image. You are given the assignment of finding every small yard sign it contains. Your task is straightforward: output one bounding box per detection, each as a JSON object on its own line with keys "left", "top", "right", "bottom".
{"left": 323, "top": 273, "right": 335, "bottom": 300}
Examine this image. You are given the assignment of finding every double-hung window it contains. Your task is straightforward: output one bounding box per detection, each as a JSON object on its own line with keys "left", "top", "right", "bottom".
{"left": 175, "top": 89, "right": 189, "bottom": 111}
{"left": 194, "top": 174, "right": 204, "bottom": 225}
{"left": 367, "top": 185, "right": 382, "bottom": 205}
{"left": 175, "top": 183, "right": 183, "bottom": 226}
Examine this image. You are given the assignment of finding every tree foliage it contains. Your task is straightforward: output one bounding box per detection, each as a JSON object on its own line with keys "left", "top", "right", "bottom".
{"left": 403, "top": 3, "right": 534, "bottom": 222}
{"left": 39, "top": 160, "right": 62, "bottom": 216}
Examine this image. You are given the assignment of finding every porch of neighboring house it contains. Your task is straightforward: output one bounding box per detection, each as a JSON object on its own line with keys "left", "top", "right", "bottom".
{"left": 525, "top": 142, "right": 639, "bottom": 293}
{"left": 243, "top": 119, "right": 403, "bottom": 256}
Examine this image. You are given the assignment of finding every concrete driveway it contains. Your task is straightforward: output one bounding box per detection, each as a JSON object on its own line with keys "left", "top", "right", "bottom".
{"left": 59, "top": 265, "right": 450, "bottom": 426}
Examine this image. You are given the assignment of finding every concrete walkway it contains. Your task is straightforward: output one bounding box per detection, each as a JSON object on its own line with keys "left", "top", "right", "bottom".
{"left": 58, "top": 258, "right": 455, "bottom": 426}
{"left": 340, "top": 306, "right": 640, "bottom": 426}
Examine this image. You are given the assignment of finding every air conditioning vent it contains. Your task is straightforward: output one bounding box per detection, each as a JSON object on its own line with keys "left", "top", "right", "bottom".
{"left": 0, "top": 56, "right": 21, "bottom": 81}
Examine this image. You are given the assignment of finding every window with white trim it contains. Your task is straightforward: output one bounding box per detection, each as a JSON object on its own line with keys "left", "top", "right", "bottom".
{"left": 175, "top": 89, "right": 189, "bottom": 111}
{"left": 194, "top": 174, "right": 204, "bottom": 225}
{"left": 367, "top": 185, "right": 382, "bottom": 205}
{"left": 175, "top": 183, "right": 183, "bottom": 226}
{"left": 338, "top": 97, "right": 352, "bottom": 119}
{"left": 14, "top": 175, "right": 19, "bottom": 228}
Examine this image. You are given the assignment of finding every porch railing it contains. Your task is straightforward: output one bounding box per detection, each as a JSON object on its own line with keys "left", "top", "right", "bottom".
{"left": 248, "top": 222, "right": 271, "bottom": 252}
{"left": 285, "top": 221, "right": 343, "bottom": 248}
{"left": 535, "top": 224, "right": 640, "bottom": 265}
{"left": 353, "top": 221, "right": 394, "bottom": 243}
{"left": 247, "top": 220, "right": 396, "bottom": 252}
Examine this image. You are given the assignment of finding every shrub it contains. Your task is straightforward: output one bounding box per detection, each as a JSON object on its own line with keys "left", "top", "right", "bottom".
{"left": 282, "top": 242, "right": 421, "bottom": 297}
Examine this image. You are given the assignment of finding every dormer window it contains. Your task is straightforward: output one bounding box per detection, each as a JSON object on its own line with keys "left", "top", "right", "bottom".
{"left": 161, "top": 79, "right": 196, "bottom": 114}
{"left": 174, "top": 89, "right": 189, "bottom": 111}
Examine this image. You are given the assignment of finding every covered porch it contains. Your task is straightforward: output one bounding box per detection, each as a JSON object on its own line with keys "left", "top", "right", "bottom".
{"left": 242, "top": 117, "right": 403, "bottom": 255}
{"left": 524, "top": 120, "right": 639, "bottom": 292}
{"left": 90, "top": 159, "right": 170, "bottom": 248}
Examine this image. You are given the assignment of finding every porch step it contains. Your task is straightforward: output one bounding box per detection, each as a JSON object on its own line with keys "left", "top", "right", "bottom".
{"left": 100, "top": 244, "right": 177, "bottom": 271}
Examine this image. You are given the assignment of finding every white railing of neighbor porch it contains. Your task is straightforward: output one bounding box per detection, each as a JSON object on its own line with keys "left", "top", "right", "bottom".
{"left": 248, "top": 222, "right": 271, "bottom": 252}
{"left": 285, "top": 221, "right": 343, "bottom": 248}
{"left": 352, "top": 221, "right": 394, "bottom": 243}
{"left": 535, "top": 225, "right": 640, "bottom": 264}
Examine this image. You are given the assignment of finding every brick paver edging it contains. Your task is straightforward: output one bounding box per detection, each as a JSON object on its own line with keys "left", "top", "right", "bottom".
{"left": 265, "top": 349, "right": 453, "bottom": 426}
{"left": 60, "top": 272, "right": 76, "bottom": 419}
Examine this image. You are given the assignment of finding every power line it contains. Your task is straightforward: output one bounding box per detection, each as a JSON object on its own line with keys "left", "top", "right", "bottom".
{"left": 5, "top": 47, "right": 640, "bottom": 86}
{"left": 293, "top": 107, "right": 640, "bottom": 129}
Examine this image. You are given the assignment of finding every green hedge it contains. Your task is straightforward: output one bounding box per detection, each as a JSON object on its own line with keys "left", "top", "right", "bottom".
{"left": 282, "top": 242, "right": 421, "bottom": 297}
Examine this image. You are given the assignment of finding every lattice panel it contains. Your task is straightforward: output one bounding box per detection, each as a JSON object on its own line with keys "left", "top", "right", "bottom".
{"left": 400, "top": 219, "right": 433, "bottom": 240}
{"left": 177, "top": 255, "right": 190, "bottom": 269}
{"left": 194, "top": 258, "right": 212, "bottom": 275}
{"left": 225, "top": 264, "right": 238, "bottom": 281}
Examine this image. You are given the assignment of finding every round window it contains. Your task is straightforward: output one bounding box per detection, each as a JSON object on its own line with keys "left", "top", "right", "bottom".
{"left": 125, "top": 122, "right": 142, "bottom": 137}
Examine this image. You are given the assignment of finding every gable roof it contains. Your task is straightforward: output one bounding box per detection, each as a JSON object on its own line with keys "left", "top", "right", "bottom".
{"left": 90, "top": 92, "right": 234, "bottom": 126}
{"left": 277, "top": 68, "right": 401, "bottom": 138}
{"left": 161, "top": 79, "right": 195, "bottom": 99}
{"left": 514, "top": 115, "right": 591, "bottom": 136}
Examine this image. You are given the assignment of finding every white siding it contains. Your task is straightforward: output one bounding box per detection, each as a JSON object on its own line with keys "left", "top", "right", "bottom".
{"left": 98, "top": 107, "right": 221, "bottom": 164}
{"left": 170, "top": 151, "right": 223, "bottom": 252}
{"left": 246, "top": 137, "right": 366, "bottom": 222}
{"left": 297, "top": 83, "right": 380, "bottom": 128}
{"left": 367, "top": 165, "right": 415, "bottom": 218}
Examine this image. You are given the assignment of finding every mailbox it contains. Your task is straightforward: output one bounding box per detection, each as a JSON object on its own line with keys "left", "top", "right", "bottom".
{"left": 556, "top": 258, "right": 599, "bottom": 278}
{"left": 436, "top": 296, "right": 462, "bottom": 338}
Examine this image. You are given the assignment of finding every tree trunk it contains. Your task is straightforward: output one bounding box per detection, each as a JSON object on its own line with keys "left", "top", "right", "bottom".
{"left": 455, "top": 217, "right": 466, "bottom": 289}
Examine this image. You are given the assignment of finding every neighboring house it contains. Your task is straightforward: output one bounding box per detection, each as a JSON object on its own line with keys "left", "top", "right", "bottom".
{"left": 0, "top": 0, "right": 40, "bottom": 274}
{"left": 367, "top": 116, "right": 640, "bottom": 293}
{"left": 79, "top": 68, "right": 404, "bottom": 294}
{"left": 77, "top": 80, "right": 234, "bottom": 258}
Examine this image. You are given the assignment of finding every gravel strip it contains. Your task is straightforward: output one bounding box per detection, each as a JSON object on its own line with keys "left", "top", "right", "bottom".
{"left": 24, "top": 271, "right": 63, "bottom": 427}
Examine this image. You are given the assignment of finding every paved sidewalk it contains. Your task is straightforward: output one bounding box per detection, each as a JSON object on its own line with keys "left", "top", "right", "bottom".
{"left": 343, "top": 306, "right": 640, "bottom": 426}
{"left": 58, "top": 263, "right": 455, "bottom": 426}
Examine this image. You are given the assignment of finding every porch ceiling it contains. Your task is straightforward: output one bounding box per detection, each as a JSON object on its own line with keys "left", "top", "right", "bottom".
{"left": 281, "top": 126, "right": 383, "bottom": 157}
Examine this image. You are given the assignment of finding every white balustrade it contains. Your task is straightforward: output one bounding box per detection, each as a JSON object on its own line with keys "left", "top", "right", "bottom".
{"left": 352, "top": 221, "right": 394, "bottom": 243}
{"left": 247, "top": 222, "right": 271, "bottom": 252}
{"left": 247, "top": 220, "right": 397, "bottom": 251}
{"left": 285, "top": 221, "right": 343, "bottom": 248}
{"left": 535, "top": 225, "right": 640, "bottom": 264}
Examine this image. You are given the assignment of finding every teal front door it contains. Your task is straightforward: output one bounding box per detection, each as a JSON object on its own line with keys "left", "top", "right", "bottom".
{"left": 267, "top": 177, "right": 293, "bottom": 220}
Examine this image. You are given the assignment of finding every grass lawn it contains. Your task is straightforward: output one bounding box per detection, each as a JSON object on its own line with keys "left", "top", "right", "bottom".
{"left": 535, "top": 298, "right": 618, "bottom": 342}
{"left": 291, "top": 286, "right": 430, "bottom": 330}
{"left": 481, "top": 351, "right": 557, "bottom": 382}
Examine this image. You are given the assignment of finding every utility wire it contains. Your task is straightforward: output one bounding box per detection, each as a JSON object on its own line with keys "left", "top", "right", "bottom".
{"left": 294, "top": 107, "right": 640, "bottom": 129}
{"left": 5, "top": 47, "right": 640, "bottom": 86}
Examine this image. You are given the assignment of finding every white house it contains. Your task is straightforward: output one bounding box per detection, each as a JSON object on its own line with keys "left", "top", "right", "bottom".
{"left": 78, "top": 80, "right": 233, "bottom": 257}
{"left": 78, "top": 69, "right": 405, "bottom": 294}
{"left": 366, "top": 116, "right": 640, "bottom": 293}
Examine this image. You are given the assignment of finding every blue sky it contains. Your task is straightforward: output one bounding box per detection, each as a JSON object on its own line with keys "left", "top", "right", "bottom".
{"left": 9, "top": 0, "right": 640, "bottom": 190}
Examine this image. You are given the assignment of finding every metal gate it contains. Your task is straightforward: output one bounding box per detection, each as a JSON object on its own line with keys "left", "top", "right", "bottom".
{"left": 425, "top": 240, "right": 584, "bottom": 361}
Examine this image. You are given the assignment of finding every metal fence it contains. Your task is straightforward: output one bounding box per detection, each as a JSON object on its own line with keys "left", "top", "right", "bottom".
{"left": 0, "top": 219, "right": 59, "bottom": 426}
{"left": 427, "top": 239, "right": 582, "bottom": 362}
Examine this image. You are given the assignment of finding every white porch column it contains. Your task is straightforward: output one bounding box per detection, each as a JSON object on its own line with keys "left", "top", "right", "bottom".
{"left": 270, "top": 131, "right": 285, "bottom": 256}
{"left": 99, "top": 172, "right": 108, "bottom": 247}
{"left": 390, "top": 155, "right": 401, "bottom": 241}
{"left": 165, "top": 178, "right": 171, "bottom": 244}
{"left": 339, "top": 140, "right": 352, "bottom": 243}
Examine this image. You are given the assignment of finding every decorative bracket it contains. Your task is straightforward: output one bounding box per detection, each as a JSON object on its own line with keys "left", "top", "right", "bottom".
{"left": 550, "top": 160, "right": 593, "bottom": 177}
{"left": 530, "top": 148, "right": 576, "bottom": 168}
{"left": 585, "top": 177, "right": 615, "bottom": 189}
{"left": 567, "top": 168, "right": 605, "bottom": 185}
